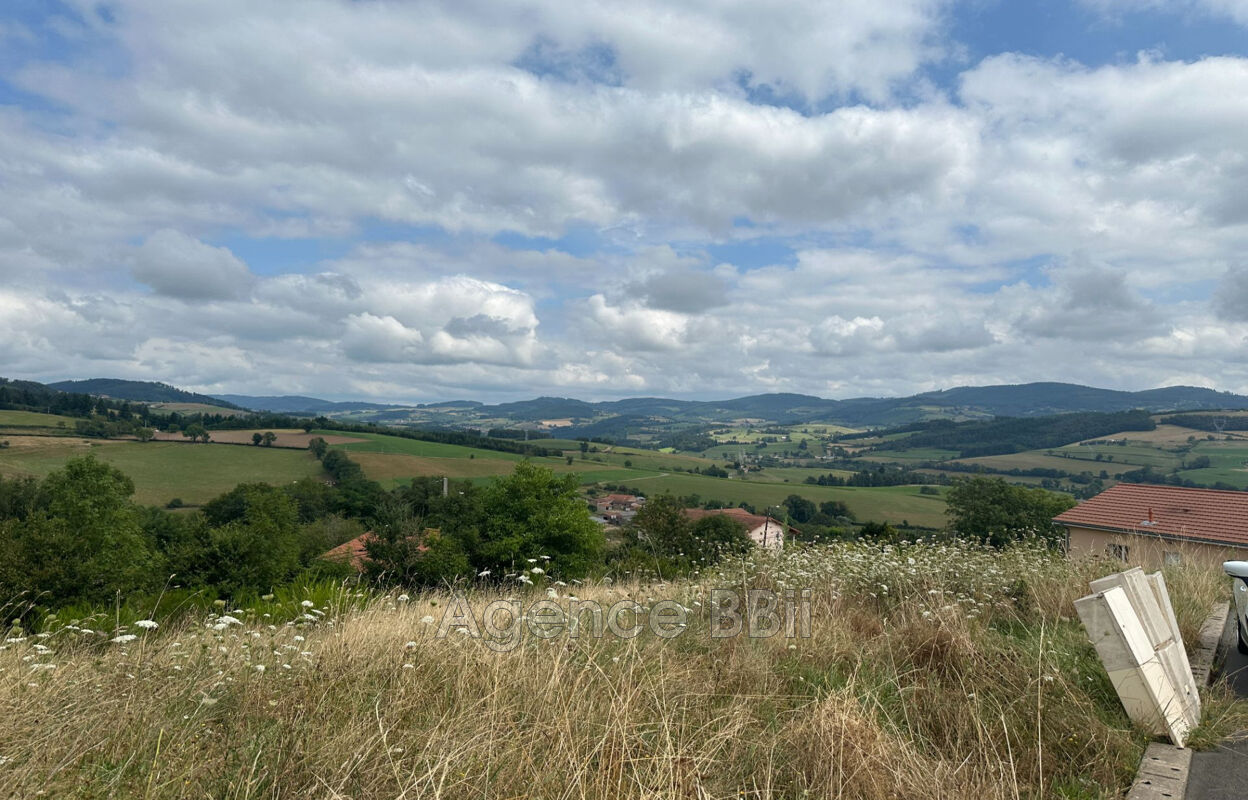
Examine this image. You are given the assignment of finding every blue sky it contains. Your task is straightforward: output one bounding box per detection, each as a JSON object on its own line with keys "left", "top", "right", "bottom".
{"left": 2, "top": 0, "right": 1248, "bottom": 402}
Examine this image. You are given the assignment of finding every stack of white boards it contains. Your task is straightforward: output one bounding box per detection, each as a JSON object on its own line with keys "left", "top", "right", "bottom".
{"left": 1074, "top": 568, "right": 1201, "bottom": 747}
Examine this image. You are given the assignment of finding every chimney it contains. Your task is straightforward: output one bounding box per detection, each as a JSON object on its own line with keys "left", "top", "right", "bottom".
{"left": 1148, "top": 507, "right": 1154, "bottom": 524}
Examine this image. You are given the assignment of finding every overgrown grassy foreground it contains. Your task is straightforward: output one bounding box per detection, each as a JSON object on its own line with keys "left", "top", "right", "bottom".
{"left": 0, "top": 540, "right": 1235, "bottom": 799}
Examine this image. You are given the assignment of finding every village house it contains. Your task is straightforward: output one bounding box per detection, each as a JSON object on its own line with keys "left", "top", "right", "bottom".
{"left": 682, "top": 507, "right": 797, "bottom": 549}
{"left": 323, "top": 532, "right": 379, "bottom": 571}
{"left": 1054, "top": 483, "right": 1248, "bottom": 569}
{"left": 594, "top": 493, "right": 645, "bottom": 512}
{"left": 322, "top": 531, "right": 429, "bottom": 572}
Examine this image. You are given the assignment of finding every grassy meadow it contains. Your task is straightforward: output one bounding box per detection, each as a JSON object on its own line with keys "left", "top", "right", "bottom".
{"left": 0, "top": 425, "right": 954, "bottom": 525}
{"left": 0, "top": 409, "right": 80, "bottom": 429}
{"left": 0, "top": 438, "right": 325, "bottom": 506}
{"left": 1, "top": 539, "right": 1237, "bottom": 799}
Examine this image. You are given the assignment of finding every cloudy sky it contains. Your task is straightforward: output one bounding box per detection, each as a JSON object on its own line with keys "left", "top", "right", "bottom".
{"left": 2, "top": 0, "right": 1248, "bottom": 402}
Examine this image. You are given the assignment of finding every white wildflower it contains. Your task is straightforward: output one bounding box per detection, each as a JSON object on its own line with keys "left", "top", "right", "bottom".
{"left": 134, "top": 619, "right": 158, "bottom": 630}
{"left": 111, "top": 634, "right": 137, "bottom": 644}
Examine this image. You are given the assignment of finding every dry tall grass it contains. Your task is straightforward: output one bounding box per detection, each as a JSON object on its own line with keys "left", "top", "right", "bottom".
{"left": 0, "top": 540, "right": 1232, "bottom": 799}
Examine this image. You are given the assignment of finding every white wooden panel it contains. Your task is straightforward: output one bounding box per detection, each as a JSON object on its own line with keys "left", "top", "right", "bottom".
{"left": 1075, "top": 582, "right": 1194, "bottom": 747}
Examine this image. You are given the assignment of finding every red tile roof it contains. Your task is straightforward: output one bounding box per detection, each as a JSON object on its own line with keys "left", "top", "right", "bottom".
{"left": 322, "top": 532, "right": 429, "bottom": 571}
{"left": 323, "top": 533, "right": 378, "bottom": 571}
{"left": 683, "top": 507, "right": 800, "bottom": 534}
{"left": 1054, "top": 483, "right": 1248, "bottom": 548}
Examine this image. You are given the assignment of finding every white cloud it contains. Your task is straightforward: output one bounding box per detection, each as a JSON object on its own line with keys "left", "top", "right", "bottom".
{"left": 582, "top": 295, "right": 694, "bottom": 352}
{"left": 1079, "top": 0, "right": 1248, "bottom": 26}
{"left": 130, "top": 229, "right": 254, "bottom": 300}
{"left": 3, "top": 4, "right": 1248, "bottom": 399}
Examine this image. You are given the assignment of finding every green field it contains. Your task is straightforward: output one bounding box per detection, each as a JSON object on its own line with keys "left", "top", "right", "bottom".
{"left": 1169, "top": 443, "right": 1248, "bottom": 488}
{"left": 1054, "top": 442, "right": 1182, "bottom": 469}
{"left": 735, "top": 466, "right": 856, "bottom": 484}
{"left": 0, "top": 440, "right": 326, "bottom": 506}
{"left": 528, "top": 439, "right": 718, "bottom": 472}
{"left": 705, "top": 424, "right": 856, "bottom": 445}
{"left": 945, "top": 451, "right": 1117, "bottom": 474}
{"left": 0, "top": 409, "right": 79, "bottom": 429}
{"left": 330, "top": 431, "right": 530, "bottom": 460}
{"left": 328, "top": 432, "right": 679, "bottom": 489}
{"left": 1172, "top": 466, "right": 1248, "bottom": 489}
{"left": 0, "top": 423, "right": 950, "bottom": 526}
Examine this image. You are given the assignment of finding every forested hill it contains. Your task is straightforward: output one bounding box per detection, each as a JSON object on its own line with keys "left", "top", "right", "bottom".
{"left": 213, "top": 395, "right": 409, "bottom": 414}
{"left": 47, "top": 379, "right": 244, "bottom": 410}
{"left": 878, "top": 409, "right": 1158, "bottom": 458}
{"left": 466, "top": 383, "right": 1248, "bottom": 427}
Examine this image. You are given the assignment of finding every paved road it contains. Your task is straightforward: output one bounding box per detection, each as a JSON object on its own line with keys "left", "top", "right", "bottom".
{"left": 1187, "top": 615, "right": 1248, "bottom": 800}
{"left": 1221, "top": 623, "right": 1248, "bottom": 697}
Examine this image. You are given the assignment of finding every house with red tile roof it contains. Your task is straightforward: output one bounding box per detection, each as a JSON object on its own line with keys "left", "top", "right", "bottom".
{"left": 682, "top": 507, "right": 796, "bottom": 549}
{"left": 322, "top": 532, "right": 429, "bottom": 572}
{"left": 323, "top": 533, "right": 378, "bottom": 571}
{"left": 1054, "top": 483, "right": 1248, "bottom": 569}
{"left": 594, "top": 493, "right": 644, "bottom": 512}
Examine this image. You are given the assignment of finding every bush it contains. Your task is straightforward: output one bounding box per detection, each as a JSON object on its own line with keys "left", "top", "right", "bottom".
{"left": 0, "top": 456, "right": 161, "bottom": 606}
{"left": 945, "top": 476, "right": 1076, "bottom": 546}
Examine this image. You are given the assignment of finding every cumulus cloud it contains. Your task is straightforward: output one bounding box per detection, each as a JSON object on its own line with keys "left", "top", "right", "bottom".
{"left": 337, "top": 276, "right": 539, "bottom": 367}
{"left": 625, "top": 248, "right": 729, "bottom": 313}
{"left": 3, "top": 3, "right": 1248, "bottom": 399}
{"left": 1213, "top": 266, "right": 1248, "bottom": 322}
{"left": 1003, "top": 262, "right": 1167, "bottom": 341}
{"left": 130, "top": 230, "right": 254, "bottom": 300}
{"left": 582, "top": 295, "right": 693, "bottom": 352}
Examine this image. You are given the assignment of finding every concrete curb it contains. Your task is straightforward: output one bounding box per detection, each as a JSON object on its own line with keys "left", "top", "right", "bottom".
{"left": 1124, "top": 602, "right": 1231, "bottom": 800}
{"left": 1127, "top": 744, "right": 1192, "bottom": 799}
{"left": 1191, "top": 603, "right": 1231, "bottom": 687}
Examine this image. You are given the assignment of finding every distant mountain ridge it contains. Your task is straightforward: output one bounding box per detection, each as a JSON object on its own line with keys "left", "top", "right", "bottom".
{"left": 482, "top": 383, "right": 1248, "bottom": 427}
{"left": 47, "top": 379, "right": 245, "bottom": 410}
{"left": 212, "top": 394, "right": 409, "bottom": 414}
{"left": 26, "top": 378, "right": 1248, "bottom": 428}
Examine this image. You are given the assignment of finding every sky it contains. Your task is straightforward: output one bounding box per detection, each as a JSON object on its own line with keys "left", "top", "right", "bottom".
{"left": 2, "top": 0, "right": 1248, "bottom": 403}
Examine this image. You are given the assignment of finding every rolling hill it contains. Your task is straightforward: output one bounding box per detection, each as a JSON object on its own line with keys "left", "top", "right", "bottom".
{"left": 24, "top": 377, "right": 1248, "bottom": 431}
{"left": 47, "top": 378, "right": 244, "bottom": 410}
{"left": 213, "top": 394, "right": 408, "bottom": 414}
